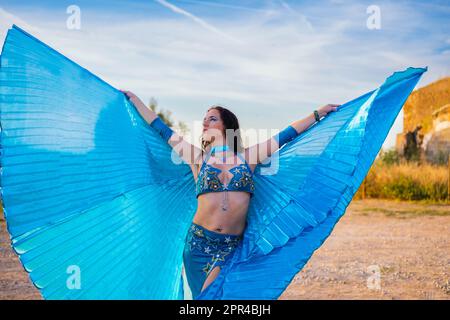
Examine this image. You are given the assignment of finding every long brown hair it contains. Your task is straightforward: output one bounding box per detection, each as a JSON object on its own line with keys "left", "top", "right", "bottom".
{"left": 200, "top": 106, "right": 244, "bottom": 155}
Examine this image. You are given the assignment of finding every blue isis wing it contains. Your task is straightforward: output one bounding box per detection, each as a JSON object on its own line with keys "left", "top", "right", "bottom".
{"left": 0, "top": 25, "right": 196, "bottom": 299}
{"left": 196, "top": 67, "right": 427, "bottom": 300}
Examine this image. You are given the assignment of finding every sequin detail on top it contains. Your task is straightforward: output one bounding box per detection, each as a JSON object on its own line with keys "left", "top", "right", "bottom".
{"left": 195, "top": 151, "right": 255, "bottom": 198}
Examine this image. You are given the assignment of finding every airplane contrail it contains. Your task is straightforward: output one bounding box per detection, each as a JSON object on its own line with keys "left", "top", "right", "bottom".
{"left": 278, "top": 0, "right": 314, "bottom": 31}
{"left": 173, "top": 0, "right": 275, "bottom": 13}
{"left": 154, "top": 0, "right": 242, "bottom": 44}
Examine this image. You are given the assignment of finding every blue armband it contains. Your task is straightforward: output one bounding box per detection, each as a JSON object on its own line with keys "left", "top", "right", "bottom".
{"left": 275, "top": 125, "right": 298, "bottom": 147}
{"left": 150, "top": 117, "right": 174, "bottom": 141}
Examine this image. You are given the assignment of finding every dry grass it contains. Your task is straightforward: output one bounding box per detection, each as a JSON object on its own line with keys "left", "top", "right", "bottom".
{"left": 355, "top": 159, "right": 449, "bottom": 202}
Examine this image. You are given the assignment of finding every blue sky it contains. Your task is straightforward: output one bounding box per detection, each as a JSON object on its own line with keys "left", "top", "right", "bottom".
{"left": 1, "top": 0, "right": 449, "bottom": 149}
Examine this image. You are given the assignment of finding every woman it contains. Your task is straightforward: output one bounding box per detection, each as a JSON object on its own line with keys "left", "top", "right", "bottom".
{"left": 120, "top": 90, "right": 339, "bottom": 298}
{"left": 0, "top": 26, "right": 426, "bottom": 300}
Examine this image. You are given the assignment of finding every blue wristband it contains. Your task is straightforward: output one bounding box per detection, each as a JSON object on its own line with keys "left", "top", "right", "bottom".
{"left": 150, "top": 117, "right": 174, "bottom": 141}
{"left": 275, "top": 125, "right": 298, "bottom": 147}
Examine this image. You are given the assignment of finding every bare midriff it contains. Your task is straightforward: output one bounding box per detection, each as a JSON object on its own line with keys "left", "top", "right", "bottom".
{"left": 193, "top": 192, "right": 251, "bottom": 236}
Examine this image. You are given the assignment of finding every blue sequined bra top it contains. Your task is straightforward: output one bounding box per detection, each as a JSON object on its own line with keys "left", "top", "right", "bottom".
{"left": 196, "top": 149, "right": 255, "bottom": 198}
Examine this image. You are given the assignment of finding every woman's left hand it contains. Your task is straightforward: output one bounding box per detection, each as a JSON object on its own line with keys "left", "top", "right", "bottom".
{"left": 318, "top": 104, "right": 341, "bottom": 117}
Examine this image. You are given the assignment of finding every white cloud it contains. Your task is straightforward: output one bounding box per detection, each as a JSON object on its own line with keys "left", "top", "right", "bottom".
{"left": 0, "top": 2, "right": 446, "bottom": 149}
{"left": 0, "top": 7, "right": 40, "bottom": 42}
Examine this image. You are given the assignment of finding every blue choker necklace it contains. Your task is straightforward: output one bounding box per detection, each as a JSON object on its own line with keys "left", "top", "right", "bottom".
{"left": 210, "top": 145, "right": 229, "bottom": 154}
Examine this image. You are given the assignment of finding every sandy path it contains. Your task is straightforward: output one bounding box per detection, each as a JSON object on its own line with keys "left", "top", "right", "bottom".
{"left": 1, "top": 199, "right": 449, "bottom": 300}
{"left": 280, "top": 199, "right": 449, "bottom": 300}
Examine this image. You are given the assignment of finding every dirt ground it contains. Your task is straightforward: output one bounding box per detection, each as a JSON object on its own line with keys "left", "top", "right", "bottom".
{"left": 1, "top": 199, "right": 449, "bottom": 300}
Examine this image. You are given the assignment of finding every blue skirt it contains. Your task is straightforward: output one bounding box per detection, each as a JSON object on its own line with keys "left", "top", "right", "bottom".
{"left": 182, "top": 223, "right": 242, "bottom": 299}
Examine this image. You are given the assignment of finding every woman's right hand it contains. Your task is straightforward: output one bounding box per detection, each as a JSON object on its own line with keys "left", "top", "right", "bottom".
{"left": 120, "top": 89, "right": 158, "bottom": 124}
{"left": 120, "top": 90, "right": 145, "bottom": 109}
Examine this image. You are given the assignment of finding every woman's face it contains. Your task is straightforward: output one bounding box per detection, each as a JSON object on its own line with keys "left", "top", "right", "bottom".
{"left": 202, "top": 108, "right": 224, "bottom": 142}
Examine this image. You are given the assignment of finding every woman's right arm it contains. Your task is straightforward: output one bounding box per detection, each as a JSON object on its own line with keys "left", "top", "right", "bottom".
{"left": 121, "top": 90, "right": 203, "bottom": 174}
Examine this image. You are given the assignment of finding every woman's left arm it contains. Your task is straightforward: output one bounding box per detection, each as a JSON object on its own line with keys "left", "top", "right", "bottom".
{"left": 245, "top": 104, "right": 340, "bottom": 170}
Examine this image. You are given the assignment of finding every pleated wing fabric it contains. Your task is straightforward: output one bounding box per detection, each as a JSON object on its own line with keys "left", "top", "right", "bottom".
{"left": 0, "top": 25, "right": 197, "bottom": 299}
{"left": 0, "top": 25, "right": 426, "bottom": 300}
{"left": 196, "top": 68, "right": 426, "bottom": 299}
